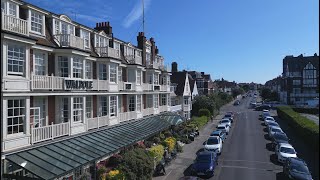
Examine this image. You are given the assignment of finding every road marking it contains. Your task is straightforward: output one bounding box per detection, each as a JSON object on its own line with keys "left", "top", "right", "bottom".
{"left": 220, "top": 165, "right": 282, "bottom": 173}
{"left": 163, "top": 170, "right": 172, "bottom": 179}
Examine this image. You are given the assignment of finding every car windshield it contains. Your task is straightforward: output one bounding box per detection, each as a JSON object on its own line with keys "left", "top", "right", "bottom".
{"left": 207, "top": 138, "right": 219, "bottom": 145}
{"left": 272, "top": 129, "right": 282, "bottom": 133}
{"left": 291, "top": 163, "right": 310, "bottom": 174}
{"left": 263, "top": 112, "right": 270, "bottom": 116}
{"left": 269, "top": 122, "right": 279, "bottom": 126}
{"left": 280, "top": 147, "right": 295, "bottom": 154}
{"left": 211, "top": 132, "right": 219, "bottom": 136}
{"left": 221, "top": 120, "right": 229, "bottom": 123}
{"left": 274, "top": 133, "right": 288, "bottom": 141}
{"left": 196, "top": 155, "right": 211, "bottom": 163}
{"left": 266, "top": 117, "right": 274, "bottom": 120}
{"left": 224, "top": 114, "right": 231, "bottom": 118}
{"left": 217, "top": 126, "right": 225, "bottom": 130}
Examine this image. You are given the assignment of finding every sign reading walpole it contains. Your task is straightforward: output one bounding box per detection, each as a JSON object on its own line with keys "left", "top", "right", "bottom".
{"left": 64, "top": 78, "right": 93, "bottom": 90}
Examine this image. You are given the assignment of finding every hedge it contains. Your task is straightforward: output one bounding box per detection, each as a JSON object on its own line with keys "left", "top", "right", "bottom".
{"left": 199, "top": 109, "right": 211, "bottom": 118}
{"left": 189, "top": 116, "right": 209, "bottom": 129}
{"left": 277, "top": 106, "right": 319, "bottom": 151}
{"left": 292, "top": 107, "right": 319, "bottom": 115}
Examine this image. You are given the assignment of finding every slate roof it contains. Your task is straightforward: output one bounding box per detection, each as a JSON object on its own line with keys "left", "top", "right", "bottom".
{"left": 170, "top": 72, "right": 195, "bottom": 96}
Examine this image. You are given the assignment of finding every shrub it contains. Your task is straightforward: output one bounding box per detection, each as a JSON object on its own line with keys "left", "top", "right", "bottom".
{"left": 292, "top": 107, "right": 319, "bottom": 115}
{"left": 108, "top": 154, "right": 123, "bottom": 167}
{"left": 164, "top": 137, "right": 176, "bottom": 152}
{"left": 118, "top": 148, "right": 154, "bottom": 180}
{"left": 148, "top": 144, "right": 165, "bottom": 164}
{"left": 190, "top": 116, "right": 208, "bottom": 128}
{"left": 153, "top": 137, "right": 160, "bottom": 144}
{"left": 97, "top": 166, "right": 107, "bottom": 180}
{"left": 144, "top": 141, "right": 153, "bottom": 148}
{"left": 159, "top": 133, "right": 165, "bottom": 140}
{"left": 164, "top": 131, "right": 173, "bottom": 138}
{"left": 176, "top": 143, "right": 183, "bottom": 153}
{"left": 277, "top": 106, "right": 319, "bottom": 151}
{"left": 106, "top": 169, "right": 125, "bottom": 180}
{"left": 199, "top": 109, "right": 211, "bottom": 118}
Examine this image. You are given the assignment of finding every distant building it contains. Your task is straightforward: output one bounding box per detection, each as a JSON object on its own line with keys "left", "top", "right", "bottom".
{"left": 214, "top": 79, "right": 238, "bottom": 95}
{"left": 281, "top": 54, "right": 319, "bottom": 105}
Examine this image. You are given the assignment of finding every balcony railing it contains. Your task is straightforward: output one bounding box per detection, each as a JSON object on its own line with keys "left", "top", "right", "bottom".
{"left": 126, "top": 55, "right": 143, "bottom": 65}
{"left": 95, "top": 46, "right": 120, "bottom": 59}
{"left": 87, "top": 116, "right": 109, "bottom": 130}
{"left": 92, "top": 79, "right": 109, "bottom": 91}
{"left": 119, "top": 111, "right": 137, "bottom": 122}
{"left": 170, "top": 105, "right": 182, "bottom": 112}
{"left": 55, "top": 34, "right": 85, "bottom": 50}
{"left": 2, "top": 12, "right": 29, "bottom": 36}
{"left": 31, "top": 122, "right": 70, "bottom": 144}
{"left": 142, "top": 108, "right": 154, "bottom": 116}
{"left": 143, "top": 83, "right": 153, "bottom": 91}
{"left": 31, "top": 74, "right": 64, "bottom": 90}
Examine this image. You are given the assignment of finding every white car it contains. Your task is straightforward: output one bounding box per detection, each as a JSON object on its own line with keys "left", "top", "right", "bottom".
{"left": 264, "top": 116, "right": 275, "bottom": 125}
{"left": 268, "top": 126, "right": 283, "bottom": 138}
{"left": 275, "top": 143, "right": 297, "bottom": 163}
{"left": 263, "top": 109, "right": 269, "bottom": 113}
{"left": 204, "top": 136, "right": 223, "bottom": 154}
{"left": 216, "top": 124, "right": 230, "bottom": 135}
{"left": 219, "top": 119, "right": 232, "bottom": 128}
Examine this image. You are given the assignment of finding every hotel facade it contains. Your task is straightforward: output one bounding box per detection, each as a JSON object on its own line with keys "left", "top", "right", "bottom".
{"left": 0, "top": 0, "right": 188, "bottom": 179}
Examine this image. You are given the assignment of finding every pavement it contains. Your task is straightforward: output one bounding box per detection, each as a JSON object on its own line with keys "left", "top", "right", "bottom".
{"left": 153, "top": 95, "right": 319, "bottom": 180}
{"left": 300, "top": 113, "right": 319, "bottom": 125}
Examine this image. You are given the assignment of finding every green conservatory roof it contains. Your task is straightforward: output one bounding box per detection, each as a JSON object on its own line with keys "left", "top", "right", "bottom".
{"left": 5, "top": 113, "right": 182, "bottom": 180}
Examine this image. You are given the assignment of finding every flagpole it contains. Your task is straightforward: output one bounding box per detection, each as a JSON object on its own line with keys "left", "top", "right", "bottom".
{"left": 142, "top": 0, "right": 145, "bottom": 33}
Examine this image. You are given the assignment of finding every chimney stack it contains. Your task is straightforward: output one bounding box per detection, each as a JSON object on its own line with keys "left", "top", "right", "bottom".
{"left": 172, "top": 62, "right": 178, "bottom": 72}
{"left": 94, "top": 21, "right": 112, "bottom": 35}
{"left": 137, "top": 32, "right": 146, "bottom": 65}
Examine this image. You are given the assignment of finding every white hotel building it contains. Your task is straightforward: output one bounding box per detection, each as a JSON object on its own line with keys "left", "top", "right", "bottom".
{"left": 0, "top": 0, "right": 186, "bottom": 179}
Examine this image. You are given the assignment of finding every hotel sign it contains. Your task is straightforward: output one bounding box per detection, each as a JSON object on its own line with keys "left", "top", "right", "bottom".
{"left": 64, "top": 78, "right": 93, "bottom": 90}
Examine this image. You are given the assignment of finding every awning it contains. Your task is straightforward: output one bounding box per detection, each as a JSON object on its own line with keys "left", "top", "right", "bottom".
{"left": 159, "top": 112, "right": 186, "bottom": 125}
{"left": 5, "top": 114, "right": 177, "bottom": 180}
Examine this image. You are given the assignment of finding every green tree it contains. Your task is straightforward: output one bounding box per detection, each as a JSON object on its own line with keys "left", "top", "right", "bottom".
{"left": 261, "top": 88, "right": 271, "bottom": 100}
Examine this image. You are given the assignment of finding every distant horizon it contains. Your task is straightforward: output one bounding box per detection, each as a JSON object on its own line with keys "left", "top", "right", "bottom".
{"left": 25, "top": 0, "right": 319, "bottom": 84}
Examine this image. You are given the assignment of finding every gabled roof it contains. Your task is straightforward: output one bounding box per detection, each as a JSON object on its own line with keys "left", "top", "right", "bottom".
{"left": 170, "top": 71, "right": 194, "bottom": 96}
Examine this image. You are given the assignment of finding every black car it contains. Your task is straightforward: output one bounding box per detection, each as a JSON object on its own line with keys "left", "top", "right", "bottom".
{"left": 255, "top": 105, "right": 271, "bottom": 111}
{"left": 271, "top": 132, "right": 289, "bottom": 148}
{"left": 283, "top": 157, "right": 313, "bottom": 180}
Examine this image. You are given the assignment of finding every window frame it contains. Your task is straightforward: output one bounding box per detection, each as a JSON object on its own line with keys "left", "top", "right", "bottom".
{"left": 99, "top": 96, "right": 108, "bottom": 117}
{"left": 58, "top": 56, "right": 69, "bottom": 77}
{"left": 85, "top": 61, "right": 92, "bottom": 79}
{"left": 109, "top": 63, "right": 117, "bottom": 83}
{"left": 73, "top": 97, "right": 83, "bottom": 123}
{"left": 128, "top": 95, "right": 135, "bottom": 112}
{"left": 30, "top": 10, "right": 44, "bottom": 35}
{"left": 7, "top": 43, "right": 25, "bottom": 76}
{"left": 109, "top": 96, "right": 117, "bottom": 117}
{"left": 81, "top": 30, "right": 90, "bottom": 48}
{"left": 136, "top": 70, "right": 141, "bottom": 85}
{"left": 73, "top": 56, "right": 83, "bottom": 79}
{"left": 99, "top": 63, "right": 108, "bottom": 80}
{"left": 154, "top": 94, "right": 159, "bottom": 108}
{"left": 7, "top": 99, "right": 25, "bottom": 136}
{"left": 137, "top": 95, "right": 141, "bottom": 112}
{"left": 86, "top": 96, "right": 92, "bottom": 118}
{"left": 161, "top": 94, "right": 167, "bottom": 106}
{"left": 8, "top": 2, "right": 16, "bottom": 17}
{"left": 34, "top": 51, "right": 47, "bottom": 76}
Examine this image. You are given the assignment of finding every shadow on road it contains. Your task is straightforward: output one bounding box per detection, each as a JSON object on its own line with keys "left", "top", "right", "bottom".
{"left": 196, "top": 148, "right": 205, "bottom": 155}
{"left": 266, "top": 143, "right": 275, "bottom": 151}
{"left": 263, "top": 127, "right": 268, "bottom": 132}
{"left": 183, "top": 164, "right": 194, "bottom": 176}
{"left": 261, "top": 122, "right": 266, "bottom": 126}
{"left": 264, "top": 134, "right": 270, "bottom": 140}
{"left": 276, "top": 172, "right": 287, "bottom": 180}
{"left": 270, "top": 154, "right": 282, "bottom": 166}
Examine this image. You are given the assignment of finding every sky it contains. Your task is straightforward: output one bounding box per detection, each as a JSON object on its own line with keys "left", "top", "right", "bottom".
{"left": 25, "top": 0, "right": 319, "bottom": 84}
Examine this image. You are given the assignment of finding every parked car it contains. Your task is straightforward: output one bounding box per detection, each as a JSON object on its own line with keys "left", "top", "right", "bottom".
{"left": 219, "top": 119, "right": 232, "bottom": 128}
{"left": 268, "top": 126, "right": 284, "bottom": 139}
{"left": 275, "top": 143, "right": 297, "bottom": 163}
{"left": 271, "top": 132, "right": 289, "bottom": 148}
{"left": 283, "top": 157, "right": 313, "bottom": 180}
{"left": 223, "top": 114, "right": 234, "bottom": 123}
{"left": 210, "top": 130, "right": 227, "bottom": 142}
{"left": 260, "top": 112, "right": 271, "bottom": 120}
{"left": 255, "top": 105, "right": 271, "bottom": 111}
{"left": 266, "top": 121, "right": 280, "bottom": 130}
{"left": 234, "top": 100, "right": 240, "bottom": 106}
{"left": 216, "top": 124, "right": 230, "bottom": 135}
{"left": 191, "top": 151, "right": 218, "bottom": 177}
{"left": 264, "top": 116, "right": 275, "bottom": 125}
{"left": 203, "top": 136, "right": 223, "bottom": 154}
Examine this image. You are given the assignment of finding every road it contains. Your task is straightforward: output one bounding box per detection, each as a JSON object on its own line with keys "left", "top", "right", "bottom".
{"left": 212, "top": 96, "right": 283, "bottom": 180}
{"left": 153, "top": 95, "right": 318, "bottom": 180}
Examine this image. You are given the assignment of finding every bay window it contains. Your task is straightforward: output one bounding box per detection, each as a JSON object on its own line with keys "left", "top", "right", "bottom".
{"left": 99, "top": 64, "right": 107, "bottom": 80}
{"left": 58, "top": 56, "right": 69, "bottom": 77}
{"left": 128, "top": 95, "right": 135, "bottom": 112}
{"left": 7, "top": 44, "right": 25, "bottom": 75}
{"left": 154, "top": 94, "right": 159, "bottom": 108}
{"left": 109, "top": 63, "right": 117, "bottom": 83}
{"left": 110, "top": 96, "right": 117, "bottom": 117}
{"left": 7, "top": 99, "right": 25, "bottom": 135}
{"left": 73, "top": 97, "right": 83, "bottom": 123}
{"left": 31, "top": 10, "right": 43, "bottom": 34}
{"left": 73, "top": 57, "right": 83, "bottom": 78}
{"left": 99, "top": 96, "right": 108, "bottom": 116}
{"left": 34, "top": 52, "right": 46, "bottom": 75}
{"left": 86, "top": 96, "right": 92, "bottom": 118}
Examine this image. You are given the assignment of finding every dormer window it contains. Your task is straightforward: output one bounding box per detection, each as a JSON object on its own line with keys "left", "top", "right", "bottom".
{"left": 30, "top": 10, "right": 43, "bottom": 34}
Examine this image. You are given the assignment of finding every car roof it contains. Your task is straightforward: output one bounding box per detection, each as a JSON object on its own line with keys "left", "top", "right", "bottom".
{"left": 271, "top": 126, "right": 282, "bottom": 130}
{"left": 208, "top": 136, "right": 219, "bottom": 140}
{"left": 289, "top": 157, "right": 307, "bottom": 165}
{"left": 198, "top": 151, "right": 214, "bottom": 156}
{"left": 279, "top": 143, "right": 294, "bottom": 149}
{"left": 217, "top": 124, "right": 226, "bottom": 127}
{"left": 211, "top": 130, "right": 222, "bottom": 133}
{"left": 221, "top": 119, "right": 230, "bottom": 121}
{"left": 263, "top": 109, "right": 269, "bottom": 112}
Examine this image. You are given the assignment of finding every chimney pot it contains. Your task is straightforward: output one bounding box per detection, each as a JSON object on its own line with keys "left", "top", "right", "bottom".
{"left": 96, "top": 23, "right": 98, "bottom": 27}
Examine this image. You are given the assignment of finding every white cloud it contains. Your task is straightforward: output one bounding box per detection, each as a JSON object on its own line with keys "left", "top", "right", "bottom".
{"left": 123, "top": 0, "right": 151, "bottom": 28}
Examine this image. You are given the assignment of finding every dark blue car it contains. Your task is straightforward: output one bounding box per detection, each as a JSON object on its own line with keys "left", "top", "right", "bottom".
{"left": 191, "top": 151, "right": 218, "bottom": 177}
{"left": 283, "top": 157, "right": 313, "bottom": 180}
{"left": 210, "top": 130, "right": 227, "bottom": 143}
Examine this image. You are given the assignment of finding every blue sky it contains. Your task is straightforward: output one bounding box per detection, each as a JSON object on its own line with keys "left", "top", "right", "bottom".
{"left": 26, "top": 0, "right": 319, "bottom": 84}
